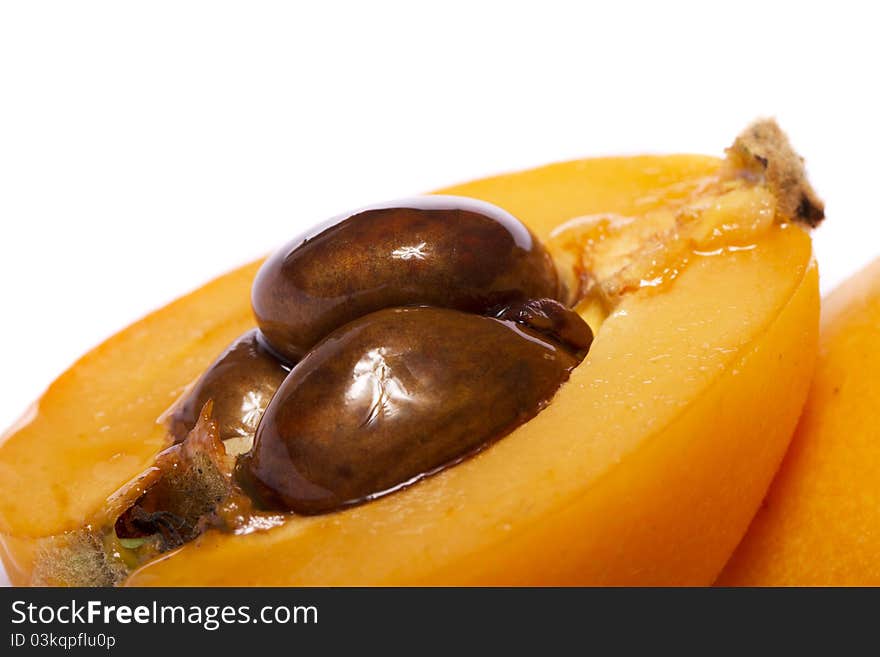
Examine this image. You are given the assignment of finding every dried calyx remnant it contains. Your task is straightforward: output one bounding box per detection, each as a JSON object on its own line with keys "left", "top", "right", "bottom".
{"left": 33, "top": 120, "right": 825, "bottom": 585}
{"left": 550, "top": 118, "right": 825, "bottom": 321}
{"left": 723, "top": 119, "right": 824, "bottom": 227}
{"left": 115, "top": 404, "right": 239, "bottom": 550}
{"left": 32, "top": 407, "right": 247, "bottom": 586}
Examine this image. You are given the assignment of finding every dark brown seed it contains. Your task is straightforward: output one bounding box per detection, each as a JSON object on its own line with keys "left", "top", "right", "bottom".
{"left": 236, "top": 306, "right": 587, "bottom": 515}
{"left": 491, "top": 298, "right": 593, "bottom": 357}
{"left": 251, "top": 196, "right": 560, "bottom": 362}
{"left": 168, "top": 329, "right": 290, "bottom": 445}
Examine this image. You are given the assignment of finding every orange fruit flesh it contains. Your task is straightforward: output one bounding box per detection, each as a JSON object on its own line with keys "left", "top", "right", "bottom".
{"left": 0, "top": 154, "right": 818, "bottom": 585}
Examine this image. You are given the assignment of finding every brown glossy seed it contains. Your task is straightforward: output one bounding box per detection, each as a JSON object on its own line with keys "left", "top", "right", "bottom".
{"left": 236, "top": 306, "right": 587, "bottom": 514}
{"left": 491, "top": 298, "right": 593, "bottom": 358}
{"left": 168, "top": 330, "right": 290, "bottom": 446}
{"left": 252, "top": 196, "right": 561, "bottom": 362}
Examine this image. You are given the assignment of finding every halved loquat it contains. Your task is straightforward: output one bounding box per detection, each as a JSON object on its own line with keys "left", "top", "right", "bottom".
{"left": 0, "top": 121, "right": 823, "bottom": 585}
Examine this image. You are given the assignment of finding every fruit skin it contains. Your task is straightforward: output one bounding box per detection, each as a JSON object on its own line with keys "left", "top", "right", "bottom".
{"left": 0, "top": 154, "right": 818, "bottom": 586}
{"left": 718, "top": 258, "right": 880, "bottom": 586}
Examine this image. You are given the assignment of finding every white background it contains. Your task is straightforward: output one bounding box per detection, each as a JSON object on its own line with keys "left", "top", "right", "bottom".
{"left": 0, "top": 2, "right": 878, "bottom": 585}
